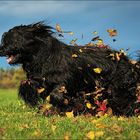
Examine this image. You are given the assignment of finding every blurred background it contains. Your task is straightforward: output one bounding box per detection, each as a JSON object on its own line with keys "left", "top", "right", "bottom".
{"left": 0, "top": 0, "right": 140, "bottom": 88}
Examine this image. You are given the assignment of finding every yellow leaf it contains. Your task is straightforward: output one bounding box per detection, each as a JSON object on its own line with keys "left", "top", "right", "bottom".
{"left": 86, "top": 42, "right": 95, "bottom": 47}
{"left": 66, "top": 110, "right": 74, "bottom": 118}
{"left": 96, "top": 123, "right": 106, "bottom": 129}
{"left": 70, "top": 38, "right": 77, "bottom": 44}
{"left": 129, "top": 60, "right": 137, "bottom": 65}
{"left": 107, "top": 29, "right": 117, "bottom": 37}
{"left": 32, "top": 129, "right": 41, "bottom": 137}
{"left": 112, "top": 124, "right": 123, "bottom": 133}
{"left": 93, "top": 68, "right": 102, "bottom": 74}
{"left": 86, "top": 131, "right": 95, "bottom": 140}
{"left": 118, "top": 116, "right": 125, "bottom": 121}
{"left": 37, "top": 87, "right": 45, "bottom": 94}
{"left": 64, "top": 133, "right": 70, "bottom": 140}
{"left": 115, "top": 53, "right": 120, "bottom": 61}
{"left": 92, "top": 31, "right": 98, "bottom": 34}
{"left": 95, "top": 131, "right": 104, "bottom": 137}
{"left": 67, "top": 31, "right": 74, "bottom": 36}
{"left": 138, "top": 115, "right": 140, "bottom": 119}
{"left": 86, "top": 102, "right": 92, "bottom": 109}
{"left": 46, "top": 95, "right": 50, "bottom": 102}
{"left": 56, "top": 24, "right": 63, "bottom": 33}
{"left": 51, "top": 125, "right": 56, "bottom": 133}
{"left": 58, "top": 86, "right": 67, "bottom": 93}
{"left": 79, "top": 49, "right": 83, "bottom": 53}
{"left": 72, "top": 54, "right": 78, "bottom": 58}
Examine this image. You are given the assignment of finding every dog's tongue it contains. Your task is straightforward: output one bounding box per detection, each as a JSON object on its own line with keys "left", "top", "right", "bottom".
{"left": 7, "top": 55, "right": 15, "bottom": 63}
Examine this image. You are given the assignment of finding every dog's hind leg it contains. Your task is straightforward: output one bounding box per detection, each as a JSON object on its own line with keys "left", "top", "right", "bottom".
{"left": 49, "top": 84, "right": 68, "bottom": 107}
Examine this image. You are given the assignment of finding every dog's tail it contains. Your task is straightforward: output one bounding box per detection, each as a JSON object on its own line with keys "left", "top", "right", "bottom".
{"left": 18, "top": 80, "right": 41, "bottom": 107}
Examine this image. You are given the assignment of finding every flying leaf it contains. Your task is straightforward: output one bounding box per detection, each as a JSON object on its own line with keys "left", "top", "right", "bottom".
{"left": 79, "top": 49, "right": 83, "bottom": 53}
{"left": 46, "top": 95, "right": 50, "bottom": 102}
{"left": 86, "top": 102, "right": 92, "bottom": 109}
{"left": 93, "top": 68, "right": 102, "bottom": 74}
{"left": 107, "top": 29, "right": 117, "bottom": 37}
{"left": 92, "top": 31, "right": 98, "bottom": 35}
{"left": 67, "top": 31, "right": 74, "bottom": 36}
{"left": 86, "top": 131, "right": 95, "bottom": 140}
{"left": 70, "top": 38, "right": 78, "bottom": 44}
{"left": 66, "top": 110, "right": 74, "bottom": 118}
{"left": 92, "top": 36, "right": 100, "bottom": 41}
{"left": 129, "top": 60, "right": 137, "bottom": 65}
{"left": 58, "top": 86, "right": 67, "bottom": 93}
{"left": 72, "top": 54, "right": 78, "bottom": 58}
{"left": 86, "top": 42, "right": 95, "bottom": 47}
{"left": 37, "top": 87, "right": 45, "bottom": 94}
{"left": 56, "top": 24, "right": 63, "bottom": 33}
{"left": 115, "top": 53, "right": 120, "bottom": 61}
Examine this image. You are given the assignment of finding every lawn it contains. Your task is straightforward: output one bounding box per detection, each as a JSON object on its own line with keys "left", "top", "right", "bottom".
{"left": 0, "top": 89, "right": 140, "bottom": 139}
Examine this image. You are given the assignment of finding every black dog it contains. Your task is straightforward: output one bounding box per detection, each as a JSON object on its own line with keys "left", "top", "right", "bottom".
{"left": 0, "top": 22, "right": 140, "bottom": 116}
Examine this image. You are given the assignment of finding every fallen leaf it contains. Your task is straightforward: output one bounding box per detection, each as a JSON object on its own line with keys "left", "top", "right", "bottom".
{"left": 112, "top": 124, "right": 123, "bottom": 133}
{"left": 95, "top": 131, "right": 104, "bottom": 137}
{"left": 96, "top": 123, "right": 106, "bottom": 129}
{"left": 64, "top": 133, "right": 70, "bottom": 140}
{"left": 86, "top": 131, "right": 95, "bottom": 140}
{"left": 106, "top": 107, "right": 113, "bottom": 116}
{"left": 51, "top": 125, "right": 56, "bottom": 133}
{"left": 66, "top": 110, "right": 74, "bottom": 118}
{"left": 93, "top": 68, "right": 102, "bottom": 74}
{"left": 32, "top": 129, "right": 41, "bottom": 137}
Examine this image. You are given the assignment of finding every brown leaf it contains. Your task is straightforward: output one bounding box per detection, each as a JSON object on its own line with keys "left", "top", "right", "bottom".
{"left": 107, "top": 29, "right": 117, "bottom": 37}
{"left": 66, "top": 110, "right": 74, "bottom": 118}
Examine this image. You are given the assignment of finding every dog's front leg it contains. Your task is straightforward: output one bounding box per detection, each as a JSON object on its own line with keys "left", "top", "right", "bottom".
{"left": 50, "top": 84, "right": 68, "bottom": 106}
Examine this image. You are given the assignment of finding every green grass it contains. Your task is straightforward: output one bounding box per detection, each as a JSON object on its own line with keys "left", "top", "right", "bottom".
{"left": 0, "top": 89, "right": 140, "bottom": 139}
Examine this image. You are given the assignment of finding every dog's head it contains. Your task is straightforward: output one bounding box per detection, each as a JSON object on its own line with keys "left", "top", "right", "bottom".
{"left": 0, "top": 22, "right": 53, "bottom": 65}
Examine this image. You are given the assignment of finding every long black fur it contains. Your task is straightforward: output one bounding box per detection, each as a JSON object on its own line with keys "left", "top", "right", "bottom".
{"left": 0, "top": 22, "right": 140, "bottom": 116}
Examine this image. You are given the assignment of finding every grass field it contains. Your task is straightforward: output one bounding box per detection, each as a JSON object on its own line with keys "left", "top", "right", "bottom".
{"left": 0, "top": 89, "right": 140, "bottom": 139}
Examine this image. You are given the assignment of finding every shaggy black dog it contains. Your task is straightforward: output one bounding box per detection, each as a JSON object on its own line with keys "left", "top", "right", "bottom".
{"left": 0, "top": 22, "right": 140, "bottom": 116}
